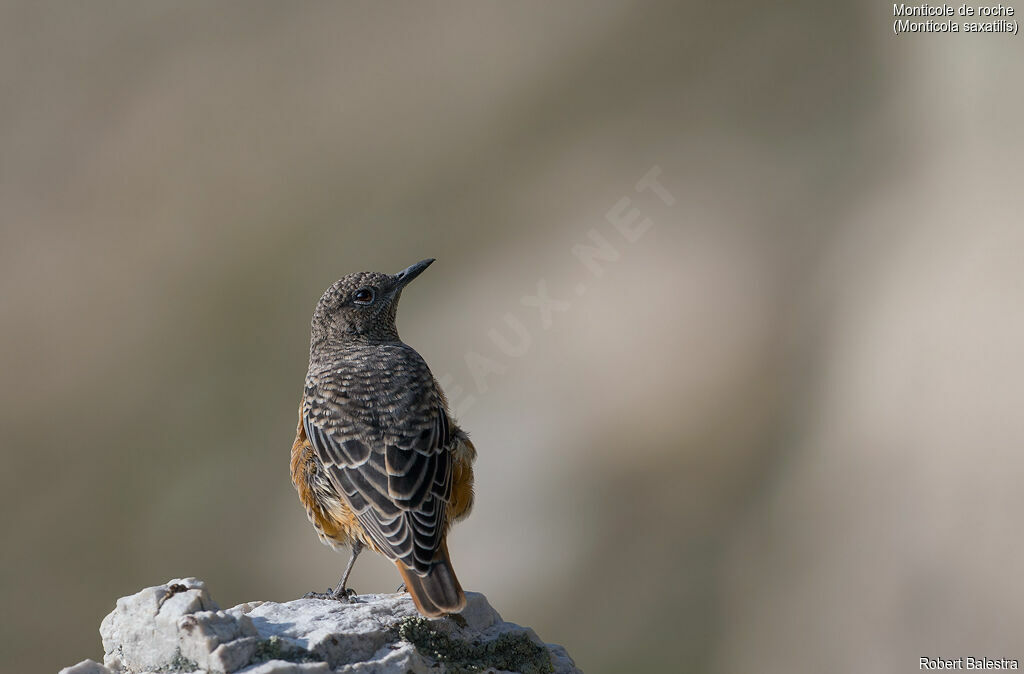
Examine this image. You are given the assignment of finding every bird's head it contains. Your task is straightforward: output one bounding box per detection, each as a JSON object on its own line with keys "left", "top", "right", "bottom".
{"left": 309, "top": 258, "right": 435, "bottom": 351}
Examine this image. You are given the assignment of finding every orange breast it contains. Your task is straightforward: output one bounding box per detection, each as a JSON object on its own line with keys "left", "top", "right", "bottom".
{"left": 290, "top": 405, "right": 365, "bottom": 550}
{"left": 448, "top": 436, "right": 476, "bottom": 523}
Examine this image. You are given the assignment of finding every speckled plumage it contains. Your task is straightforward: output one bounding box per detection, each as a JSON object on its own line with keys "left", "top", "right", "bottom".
{"left": 290, "top": 260, "right": 476, "bottom": 617}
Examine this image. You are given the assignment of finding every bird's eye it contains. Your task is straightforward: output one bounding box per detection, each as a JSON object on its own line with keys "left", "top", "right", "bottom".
{"left": 353, "top": 288, "right": 375, "bottom": 305}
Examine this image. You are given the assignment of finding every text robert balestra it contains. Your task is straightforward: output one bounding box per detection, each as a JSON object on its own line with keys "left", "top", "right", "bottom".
{"left": 921, "top": 657, "right": 1019, "bottom": 670}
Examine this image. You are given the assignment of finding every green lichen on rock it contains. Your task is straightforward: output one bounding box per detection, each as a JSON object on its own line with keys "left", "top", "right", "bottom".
{"left": 396, "top": 617, "right": 554, "bottom": 674}
{"left": 156, "top": 648, "right": 198, "bottom": 673}
{"left": 251, "top": 635, "right": 322, "bottom": 664}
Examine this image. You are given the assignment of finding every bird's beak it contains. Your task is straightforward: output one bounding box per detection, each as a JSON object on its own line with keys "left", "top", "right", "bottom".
{"left": 393, "top": 258, "right": 435, "bottom": 291}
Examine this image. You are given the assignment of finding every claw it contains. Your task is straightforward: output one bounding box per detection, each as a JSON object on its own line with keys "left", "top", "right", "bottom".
{"left": 332, "top": 587, "right": 358, "bottom": 601}
{"left": 303, "top": 587, "right": 357, "bottom": 601}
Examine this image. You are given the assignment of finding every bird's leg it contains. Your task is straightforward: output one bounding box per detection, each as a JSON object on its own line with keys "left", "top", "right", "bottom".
{"left": 330, "top": 541, "right": 363, "bottom": 600}
{"left": 395, "top": 583, "right": 406, "bottom": 593}
{"left": 303, "top": 541, "right": 364, "bottom": 601}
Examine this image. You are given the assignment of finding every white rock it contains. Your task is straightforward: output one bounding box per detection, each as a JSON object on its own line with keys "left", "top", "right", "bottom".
{"left": 99, "top": 577, "right": 219, "bottom": 673}
{"left": 244, "top": 593, "right": 419, "bottom": 667}
{"left": 58, "top": 660, "right": 115, "bottom": 674}
{"left": 333, "top": 642, "right": 431, "bottom": 673}
{"left": 177, "top": 609, "right": 260, "bottom": 671}
{"left": 78, "top": 579, "right": 580, "bottom": 673}
{"left": 237, "top": 660, "right": 330, "bottom": 674}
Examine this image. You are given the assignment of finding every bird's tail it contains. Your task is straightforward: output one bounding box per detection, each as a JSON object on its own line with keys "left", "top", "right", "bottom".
{"left": 396, "top": 541, "right": 466, "bottom": 617}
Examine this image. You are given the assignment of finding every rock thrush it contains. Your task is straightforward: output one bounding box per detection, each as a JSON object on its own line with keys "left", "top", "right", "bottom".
{"left": 290, "top": 258, "right": 476, "bottom": 616}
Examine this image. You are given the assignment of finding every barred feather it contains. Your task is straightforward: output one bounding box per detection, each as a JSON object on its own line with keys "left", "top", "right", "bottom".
{"left": 303, "top": 343, "right": 455, "bottom": 575}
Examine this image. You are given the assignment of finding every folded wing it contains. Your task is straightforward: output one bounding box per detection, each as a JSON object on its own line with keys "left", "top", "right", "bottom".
{"left": 303, "top": 390, "right": 454, "bottom": 574}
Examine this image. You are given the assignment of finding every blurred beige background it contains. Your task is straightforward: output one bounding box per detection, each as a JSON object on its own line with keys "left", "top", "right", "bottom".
{"left": 3, "top": 2, "right": 1024, "bottom": 672}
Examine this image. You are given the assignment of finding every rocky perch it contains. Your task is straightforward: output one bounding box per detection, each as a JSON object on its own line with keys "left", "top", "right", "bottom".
{"left": 60, "top": 578, "right": 580, "bottom": 674}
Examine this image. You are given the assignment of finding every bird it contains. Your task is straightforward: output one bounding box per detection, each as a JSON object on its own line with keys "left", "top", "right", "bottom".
{"left": 290, "top": 258, "right": 476, "bottom": 617}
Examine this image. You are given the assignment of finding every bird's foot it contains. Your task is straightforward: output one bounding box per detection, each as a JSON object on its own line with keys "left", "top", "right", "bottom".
{"left": 331, "top": 586, "right": 358, "bottom": 601}
{"left": 395, "top": 583, "right": 407, "bottom": 593}
{"left": 303, "top": 587, "right": 358, "bottom": 602}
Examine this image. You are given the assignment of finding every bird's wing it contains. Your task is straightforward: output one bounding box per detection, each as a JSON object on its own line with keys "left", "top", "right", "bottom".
{"left": 303, "top": 373, "right": 454, "bottom": 574}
